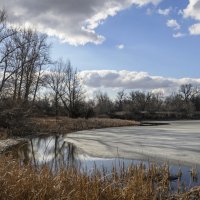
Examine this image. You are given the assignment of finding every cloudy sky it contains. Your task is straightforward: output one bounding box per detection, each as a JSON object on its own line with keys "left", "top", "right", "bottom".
{"left": 1, "top": 0, "right": 200, "bottom": 96}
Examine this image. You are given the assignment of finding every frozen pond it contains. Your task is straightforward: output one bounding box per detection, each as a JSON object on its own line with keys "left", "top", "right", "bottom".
{"left": 6, "top": 120, "right": 200, "bottom": 191}
{"left": 65, "top": 120, "right": 200, "bottom": 165}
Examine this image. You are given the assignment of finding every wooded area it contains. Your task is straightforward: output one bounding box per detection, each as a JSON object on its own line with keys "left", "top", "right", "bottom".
{"left": 0, "top": 10, "right": 200, "bottom": 122}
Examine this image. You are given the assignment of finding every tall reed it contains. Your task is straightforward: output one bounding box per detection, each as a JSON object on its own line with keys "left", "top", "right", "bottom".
{"left": 0, "top": 156, "right": 187, "bottom": 200}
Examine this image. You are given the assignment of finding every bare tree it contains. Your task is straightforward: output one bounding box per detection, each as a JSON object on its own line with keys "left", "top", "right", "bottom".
{"left": 127, "top": 91, "right": 150, "bottom": 112}
{"left": 45, "top": 60, "right": 66, "bottom": 116}
{"left": 45, "top": 59, "right": 84, "bottom": 117}
{"left": 94, "top": 91, "right": 113, "bottom": 115}
{"left": 115, "top": 90, "right": 126, "bottom": 111}
{"left": 7, "top": 29, "right": 50, "bottom": 102}
{"left": 0, "top": 10, "right": 19, "bottom": 96}
{"left": 126, "top": 91, "right": 163, "bottom": 113}
{"left": 165, "top": 93, "right": 195, "bottom": 114}
{"left": 0, "top": 10, "right": 50, "bottom": 102}
{"left": 179, "top": 84, "right": 200, "bottom": 103}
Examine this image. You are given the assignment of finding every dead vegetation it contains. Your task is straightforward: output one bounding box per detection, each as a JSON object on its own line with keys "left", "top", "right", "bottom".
{"left": 0, "top": 156, "right": 195, "bottom": 200}
{"left": 0, "top": 108, "right": 38, "bottom": 138}
{"left": 31, "top": 117, "right": 140, "bottom": 135}
{"left": 0, "top": 112, "right": 139, "bottom": 139}
{"left": 172, "top": 186, "right": 200, "bottom": 199}
{"left": 0, "top": 155, "right": 199, "bottom": 200}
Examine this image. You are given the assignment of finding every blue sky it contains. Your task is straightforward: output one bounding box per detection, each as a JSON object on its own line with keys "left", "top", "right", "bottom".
{"left": 3, "top": 0, "right": 200, "bottom": 95}
{"left": 50, "top": 0, "right": 200, "bottom": 78}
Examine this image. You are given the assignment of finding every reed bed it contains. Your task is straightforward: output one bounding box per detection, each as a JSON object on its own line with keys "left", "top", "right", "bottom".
{"left": 31, "top": 117, "right": 140, "bottom": 135}
{"left": 0, "top": 155, "right": 197, "bottom": 200}
{"left": 0, "top": 117, "right": 139, "bottom": 138}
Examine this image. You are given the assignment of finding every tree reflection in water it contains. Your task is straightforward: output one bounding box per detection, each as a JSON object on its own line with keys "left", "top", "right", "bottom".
{"left": 9, "top": 135, "right": 79, "bottom": 171}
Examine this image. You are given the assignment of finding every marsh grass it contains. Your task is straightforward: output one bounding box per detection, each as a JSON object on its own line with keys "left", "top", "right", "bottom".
{"left": 1, "top": 155, "right": 195, "bottom": 200}
{"left": 31, "top": 117, "right": 139, "bottom": 135}
{"left": 0, "top": 117, "right": 139, "bottom": 138}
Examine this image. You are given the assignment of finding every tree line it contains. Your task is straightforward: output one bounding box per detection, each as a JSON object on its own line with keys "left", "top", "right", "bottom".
{"left": 0, "top": 10, "right": 200, "bottom": 120}
{"left": 98, "top": 84, "right": 200, "bottom": 120}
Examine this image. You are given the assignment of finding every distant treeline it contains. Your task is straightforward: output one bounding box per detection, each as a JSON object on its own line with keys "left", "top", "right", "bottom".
{"left": 84, "top": 84, "right": 200, "bottom": 120}
{"left": 0, "top": 10, "right": 200, "bottom": 120}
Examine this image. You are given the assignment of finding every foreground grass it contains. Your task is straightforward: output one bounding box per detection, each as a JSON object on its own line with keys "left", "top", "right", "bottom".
{"left": 0, "top": 156, "right": 199, "bottom": 200}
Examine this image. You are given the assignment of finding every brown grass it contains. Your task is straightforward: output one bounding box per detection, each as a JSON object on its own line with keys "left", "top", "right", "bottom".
{"left": 0, "top": 156, "right": 199, "bottom": 199}
{"left": 31, "top": 117, "right": 140, "bottom": 135}
{"left": 0, "top": 117, "right": 139, "bottom": 138}
{"left": 0, "top": 156, "right": 175, "bottom": 200}
{"left": 172, "top": 186, "right": 200, "bottom": 199}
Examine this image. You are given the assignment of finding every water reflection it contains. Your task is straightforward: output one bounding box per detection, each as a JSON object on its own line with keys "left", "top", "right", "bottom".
{"left": 7, "top": 134, "right": 200, "bottom": 191}
{"left": 9, "top": 135, "right": 79, "bottom": 171}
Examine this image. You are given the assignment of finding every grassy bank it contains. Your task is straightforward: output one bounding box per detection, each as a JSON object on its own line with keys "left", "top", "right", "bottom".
{"left": 0, "top": 117, "right": 139, "bottom": 152}
{"left": 0, "top": 156, "right": 199, "bottom": 200}
{"left": 0, "top": 117, "right": 139, "bottom": 139}
{"left": 31, "top": 117, "right": 140, "bottom": 135}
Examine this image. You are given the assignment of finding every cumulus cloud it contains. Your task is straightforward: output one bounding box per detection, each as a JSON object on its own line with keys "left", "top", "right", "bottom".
{"left": 173, "top": 32, "right": 186, "bottom": 38}
{"left": 189, "top": 23, "right": 200, "bottom": 35}
{"left": 183, "top": 0, "right": 200, "bottom": 35}
{"left": 0, "top": 0, "right": 162, "bottom": 46}
{"left": 158, "top": 7, "right": 171, "bottom": 16}
{"left": 79, "top": 70, "right": 200, "bottom": 93}
{"left": 183, "top": 0, "right": 200, "bottom": 20}
{"left": 166, "top": 19, "right": 181, "bottom": 30}
{"left": 116, "top": 44, "right": 125, "bottom": 49}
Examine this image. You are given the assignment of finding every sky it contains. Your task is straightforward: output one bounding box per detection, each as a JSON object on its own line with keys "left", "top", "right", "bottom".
{"left": 1, "top": 0, "right": 200, "bottom": 96}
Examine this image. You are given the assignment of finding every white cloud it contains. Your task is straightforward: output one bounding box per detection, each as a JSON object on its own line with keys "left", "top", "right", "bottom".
{"left": 173, "top": 32, "right": 186, "bottom": 38}
{"left": 0, "top": 0, "right": 163, "bottom": 46}
{"left": 183, "top": 0, "right": 200, "bottom": 35}
{"left": 166, "top": 19, "right": 181, "bottom": 30}
{"left": 189, "top": 23, "right": 200, "bottom": 35}
{"left": 116, "top": 44, "right": 125, "bottom": 49}
{"left": 79, "top": 70, "right": 200, "bottom": 98}
{"left": 158, "top": 7, "right": 171, "bottom": 16}
{"left": 79, "top": 70, "right": 200, "bottom": 93}
{"left": 183, "top": 0, "right": 200, "bottom": 20}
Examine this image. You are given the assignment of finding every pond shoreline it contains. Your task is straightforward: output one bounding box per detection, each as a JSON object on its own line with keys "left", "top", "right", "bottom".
{"left": 0, "top": 123, "right": 168, "bottom": 154}
{"left": 0, "top": 117, "right": 140, "bottom": 154}
{"left": 1, "top": 120, "right": 200, "bottom": 199}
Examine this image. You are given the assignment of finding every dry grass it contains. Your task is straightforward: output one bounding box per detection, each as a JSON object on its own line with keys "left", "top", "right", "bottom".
{"left": 31, "top": 117, "right": 140, "bottom": 135}
{"left": 172, "top": 186, "right": 200, "bottom": 199}
{"left": 0, "top": 117, "right": 139, "bottom": 138}
{"left": 0, "top": 156, "right": 199, "bottom": 199}
{"left": 0, "top": 156, "right": 176, "bottom": 200}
